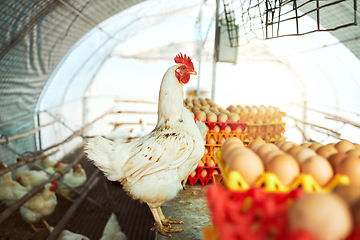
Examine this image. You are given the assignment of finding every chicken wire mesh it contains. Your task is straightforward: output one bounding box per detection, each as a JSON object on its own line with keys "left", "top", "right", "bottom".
{"left": 0, "top": 0, "right": 143, "bottom": 165}
{"left": 222, "top": 0, "right": 358, "bottom": 46}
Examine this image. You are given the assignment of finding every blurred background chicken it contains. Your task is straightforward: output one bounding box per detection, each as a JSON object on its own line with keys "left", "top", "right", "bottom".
{"left": 49, "top": 226, "right": 90, "bottom": 240}
{"left": 100, "top": 213, "right": 127, "bottom": 240}
{"left": 20, "top": 180, "right": 58, "bottom": 231}
{"left": 0, "top": 161, "right": 31, "bottom": 206}
{"left": 14, "top": 167, "right": 55, "bottom": 189}
{"left": 85, "top": 53, "right": 206, "bottom": 237}
{"left": 56, "top": 164, "right": 87, "bottom": 200}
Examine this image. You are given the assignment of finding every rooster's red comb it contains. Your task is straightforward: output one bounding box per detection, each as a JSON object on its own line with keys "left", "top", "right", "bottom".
{"left": 174, "top": 53, "right": 194, "bottom": 70}
{"left": 50, "top": 180, "right": 58, "bottom": 189}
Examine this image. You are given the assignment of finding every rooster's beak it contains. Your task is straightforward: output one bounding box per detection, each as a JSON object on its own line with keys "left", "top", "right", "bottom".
{"left": 191, "top": 70, "right": 197, "bottom": 76}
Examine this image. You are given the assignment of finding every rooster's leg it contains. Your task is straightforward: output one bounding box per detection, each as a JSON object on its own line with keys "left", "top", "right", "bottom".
{"left": 156, "top": 207, "right": 184, "bottom": 226}
{"left": 149, "top": 206, "right": 183, "bottom": 237}
{"left": 182, "top": 177, "right": 188, "bottom": 189}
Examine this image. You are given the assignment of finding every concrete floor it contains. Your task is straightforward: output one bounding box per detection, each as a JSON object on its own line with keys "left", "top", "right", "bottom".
{"left": 157, "top": 185, "right": 212, "bottom": 240}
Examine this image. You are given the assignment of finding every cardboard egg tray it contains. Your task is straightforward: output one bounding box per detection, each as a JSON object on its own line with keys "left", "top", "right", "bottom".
{"left": 215, "top": 149, "right": 351, "bottom": 193}
{"left": 188, "top": 166, "right": 221, "bottom": 186}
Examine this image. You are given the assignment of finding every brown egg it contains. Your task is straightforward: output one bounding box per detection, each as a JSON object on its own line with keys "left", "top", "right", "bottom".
{"left": 212, "top": 169, "right": 219, "bottom": 177}
{"left": 217, "top": 113, "right": 228, "bottom": 122}
{"left": 200, "top": 169, "right": 208, "bottom": 178}
{"left": 265, "top": 153, "right": 299, "bottom": 186}
{"left": 316, "top": 145, "right": 338, "bottom": 159}
{"left": 354, "top": 143, "right": 360, "bottom": 149}
{"left": 227, "top": 148, "right": 264, "bottom": 185}
{"left": 332, "top": 185, "right": 360, "bottom": 208}
{"left": 300, "top": 142, "right": 312, "bottom": 148}
{"left": 213, "top": 125, "right": 220, "bottom": 133}
{"left": 206, "top": 112, "right": 217, "bottom": 122}
{"left": 347, "top": 148, "right": 360, "bottom": 157}
{"left": 222, "top": 137, "right": 243, "bottom": 150}
{"left": 190, "top": 170, "right": 197, "bottom": 177}
{"left": 287, "top": 145, "right": 304, "bottom": 156}
{"left": 206, "top": 159, "right": 216, "bottom": 167}
{"left": 198, "top": 160, "right": 205, "bottom": 167}
{"left": 335, "top": 139, "right": 355, "bottom": 153}
{"left": 279, "top": 141, "right": 296, "bottom": 152}
{"left": 248, "top": 137, "right": 266, "bottom": 151}
{"left": 308, "top": 142, "right": 323, "bottom": 151}
{"left": 262, "top": 149, "right": 284, "bottom": 165}
{"left": 218, "top": 136, "right": 226, "bottom": 145}
{"left": 328, "top": 152, "right": 347, "bottom": 169}
{"left": 235, "top": 125, "right": 243, "bottom": 134}
{"left": 195, "top": 111, "right": 206, "bottom": 122}
{"left": 256, "top": 143, "right": 279, "bottom": 159}
{"left": 224, "top": 125, "right": 232, "bottom": 134}
{"left": 294, "top": 148, "right": 317, "bottom": 164}
{"left": 206, "top": 136, "right": 216, "bottom": 145}
{"left": 204, "top": 147, "right": 209, "bottom": 155}
{"left": 221, "top": 138, "right": 244, "bottom": 161}
{"left": 229, "top": 113, "right": 240, "bottom": 123}
{"left": 336, "top": 156, "right": 360, "bottom": 187}
{"left": 288, "top": 193, "right": 353, "bottom": 240}
{"left": 274, "top": 140, "right": 285, "bottom": 147}
{"left": 301, "top": 155, "right": 334, "bottom": 187}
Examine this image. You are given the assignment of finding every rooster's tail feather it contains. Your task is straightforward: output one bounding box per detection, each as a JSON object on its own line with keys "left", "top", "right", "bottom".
{"left": 84, "top": 136, "right": 125, "bottom": 181}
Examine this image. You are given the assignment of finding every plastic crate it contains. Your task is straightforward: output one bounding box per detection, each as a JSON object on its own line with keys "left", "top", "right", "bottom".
{"left": 188, "top": 166, "right": 221, "bottom": 186}
{"left": 203, "top": 119, "right": 247, "bottom": 132}
{"left": 215, "top": 149, "right": 351, "bottom": 193}
{"left": 205, "top": 184, "right": 316, "bottom": 240}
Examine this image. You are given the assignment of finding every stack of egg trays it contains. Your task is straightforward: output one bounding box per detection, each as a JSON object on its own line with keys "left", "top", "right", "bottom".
{"left": 188, "top": 119, "right": 247, "bottom": 186}
{"left": 243, "top": 121, "right": 286, "bottom": 144}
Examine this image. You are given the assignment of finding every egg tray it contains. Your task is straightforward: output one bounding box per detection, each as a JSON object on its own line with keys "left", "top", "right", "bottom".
{"left": 238, "top": 111, "right": 286, "bottom": 123}
{"left": 243, "top": 121, "right": 286, "bottom": 143}
{"left": 205, "top": 184, "right": 317, "bottom": 240}
{"left": 215, "top": 149, "right": 351, "bottom": 193}
{"left": 188, "top": 166, "right": 220, "bottom": 186}
{"left": 201, "top": 119, "right": 248, "bottom": 132}
{"left": 206, "top": 131, "right": 247, "bottom": 144}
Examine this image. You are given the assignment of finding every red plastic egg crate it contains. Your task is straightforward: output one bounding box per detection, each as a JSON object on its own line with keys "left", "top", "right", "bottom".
{"left": 188, "top": 166, "right": 220, "bottom": 186}
{"left": 204, "top": 119, "right": 247, "bottom": 132}
{"left": 205, "top": 184, "right": 318, "bottom": 240}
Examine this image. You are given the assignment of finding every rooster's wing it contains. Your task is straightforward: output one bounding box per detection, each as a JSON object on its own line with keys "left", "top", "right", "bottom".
{"left": 123, "top": 130, "right": 194, "bottom": 183}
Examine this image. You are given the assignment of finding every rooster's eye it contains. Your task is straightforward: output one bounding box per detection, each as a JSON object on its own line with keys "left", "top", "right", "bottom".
{"left": 182, "top": 66, "right": 186, "bottom": 70}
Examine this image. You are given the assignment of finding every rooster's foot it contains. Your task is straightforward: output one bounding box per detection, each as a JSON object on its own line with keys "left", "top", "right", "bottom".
{"left": 151, "top": 222, "right": 183, "bottom": 238}
{"left": 161, "top": 217, "right": 184, "bottom": 226}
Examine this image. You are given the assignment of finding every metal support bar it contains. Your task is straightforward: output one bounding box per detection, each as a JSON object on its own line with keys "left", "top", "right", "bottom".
{"left": 0, "top": 152, "right": 84, "bottom": 224}
{"left": 46, "top": 169, "right": 101, "bottom": 240}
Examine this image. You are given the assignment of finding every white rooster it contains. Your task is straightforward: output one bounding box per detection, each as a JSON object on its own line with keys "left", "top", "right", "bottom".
{"left": 85, "top": 53, "right": 206, "bottom": 237}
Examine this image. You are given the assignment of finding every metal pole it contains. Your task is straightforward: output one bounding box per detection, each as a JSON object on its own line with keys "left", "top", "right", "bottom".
{"left": 196, "top": 0, "right": 204, "bottom": 99}
{"left": 211, "top": 0, "right": 220, "bottom": 101}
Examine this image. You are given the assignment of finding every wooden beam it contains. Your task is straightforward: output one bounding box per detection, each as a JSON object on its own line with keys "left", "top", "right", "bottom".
{"left": 115, "top": 99, "right": 157, "bottom": 104}
{"left": 0, "top": 118, "right": 60, "bottom": 144}
{"left": 0, "top": 109, "right": 111, "bottom": 177}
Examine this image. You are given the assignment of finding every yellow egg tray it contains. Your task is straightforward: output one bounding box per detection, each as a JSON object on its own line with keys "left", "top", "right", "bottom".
{"left": 243, "top": 121, "right": 286, "bottom": 143}
{"left": 215, "top": 149, "right": 350, "bottom": 193}
{"left": 238, "top": 111, "right": 286, "bottom": 123}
